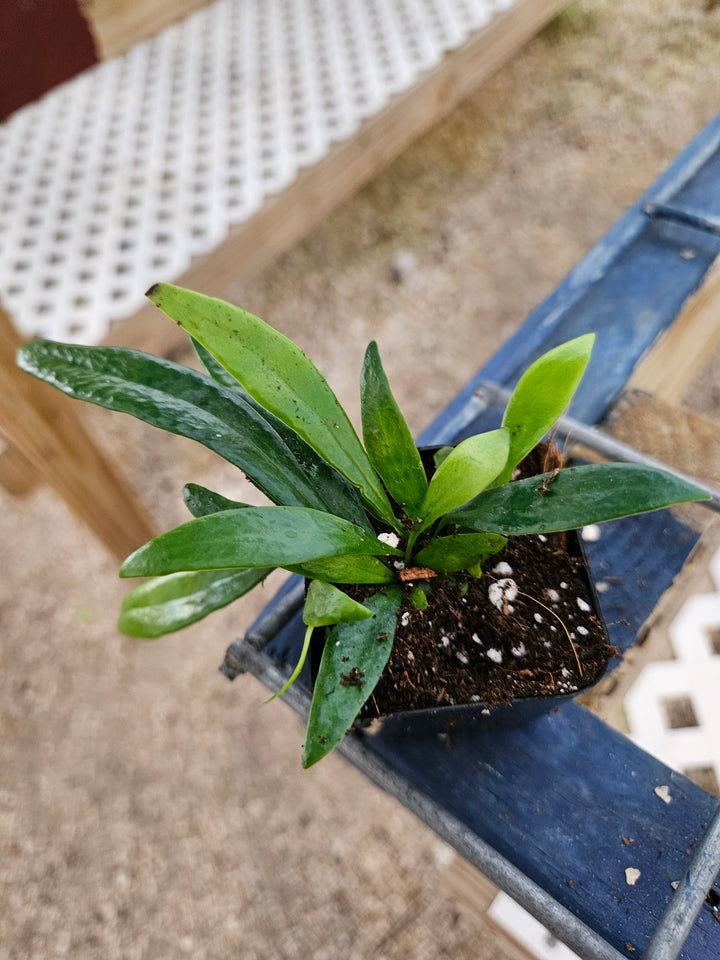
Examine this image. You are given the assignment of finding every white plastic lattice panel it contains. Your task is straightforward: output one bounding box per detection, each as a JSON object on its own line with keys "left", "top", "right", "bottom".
{"left": 624, "top": 545, "right": 720, "bottom": 792}
{"left": 0, "top": 0, "right": 512, "bottom": 344}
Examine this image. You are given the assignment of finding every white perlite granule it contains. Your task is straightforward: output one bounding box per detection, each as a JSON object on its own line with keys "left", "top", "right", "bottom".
{"left": 511, "top": 644, "right": 526, "bottom": 657}
{"left": 377, "top": 531, "right": 400, "bottom": 549}
{"left": 472, "top": 633, "right": 482, "bottom": 645}
{"left": 577, "top": 597, "right": 591, "bottom": 612}
{"left": 400, "top": 611, "right": 411, "bottom": 627}
{"left": 486, "top": 648, "right": 503, "bottom": 664}
{"left": 545, "top": 588, "right": 560, "bottom": 602}
{"left": 456, "top": 651, "right": 468, "bottom": 665}
{"left": 577, "top": 625, "right": 589, "bottom": 636}
{"left": 488, "top": 578, "right": 518, "bottom": 611}
{"left": 492, "top": 561, "right": 513, "bottom": 576}
{"left": 533, "top": 613, "right": 543, "bottom": 624}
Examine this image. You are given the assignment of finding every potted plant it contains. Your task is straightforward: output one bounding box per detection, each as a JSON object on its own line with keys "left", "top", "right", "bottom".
{"left": 17, "top": 283, "right": 708, "bottom": 767}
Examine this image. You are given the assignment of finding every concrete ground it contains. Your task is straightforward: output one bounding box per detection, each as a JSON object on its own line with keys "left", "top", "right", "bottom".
{"left": 3, "top": 1, "right": 720, "bottom": 957}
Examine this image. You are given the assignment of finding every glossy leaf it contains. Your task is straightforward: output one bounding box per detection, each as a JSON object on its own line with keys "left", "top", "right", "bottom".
{"left": 17, "top": 340, "right": 367, "bottom": 524}
{"left": 303, "top": 580, "right": 373, "bottom": 627}
{"left": 360, "top": 341, "right": 427, "bottom": 514}
{"left": 118, "top": 567, "right": 271, "bottom": 638}
{"left": 414, "top": 532, "right": 507, "bottom": 574}
{"left": 447, "top": 462, "right": 710, "bottom": 535}
{"left": 120, "top": 506, "right": 401, "bottom": 578}
{"left": 269, "top": 583, "right": 373, "bottom": 702}
{"left": 147, "top": 283, "right": 395, "bottom": 525}
{"left": 192, "top": 341, "right": 373, "bottom": 532}
{"left": 494, "top": 334, "right": 594, "bottom": 485}
{"left": 183, "top": 483, "right": 249, "bottom": 517}
{"left": 286, "top": 555, "right": 396, "bottom": 584}
{"left": 415, "top": 428, "right": 510, "bottom": 532}
{"left": 303, "top": 586, "right": 402, "bottom": 768}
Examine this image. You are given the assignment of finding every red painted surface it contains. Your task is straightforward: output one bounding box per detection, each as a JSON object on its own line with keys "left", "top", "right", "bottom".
{"left": 0, "top": 0, "right": 98, "bottom": 119}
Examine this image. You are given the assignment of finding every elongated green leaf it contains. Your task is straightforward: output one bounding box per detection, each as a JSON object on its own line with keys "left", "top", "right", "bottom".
{"left": 360, "top": 341, "right": 427, "bottom": 514}
{"left": 17, "top": 340, "right": 367, "bottom": 525}
{"left": 286, "top": 555, "right": 396, "bottom": 584}
{"left": 183, "top": 483, "right": 250, "bottom": 517}
{"left": 271, "top": 585, "right": 372, "bottom": 702}
{"left": 303, "top": 586, "right": 402, "bottom": 768}
{"left": 147, "top": 283, "right": 395, "bottom": 525}
{"left": 415, "top": 428, "right": 510, "bottom": 531}
{"left": 495, "top": 334, "right": 594, "bottom": 486}
{"left": 447, "top": 463, "right": 710, "bottom": 535}
{"left": 192, "top": 342, "right": 373, "bottom": 533}
{"left": 120, "top": 506, "right": 401, "bottom": 578}
{"left": 118, "top": 567, "right": 271, "bottom": 638}
{"left": 414, "top": 532, "right": 507, "bottom": 574}
{"left": 303, "top": 580, "right": 373, "bottom": 627}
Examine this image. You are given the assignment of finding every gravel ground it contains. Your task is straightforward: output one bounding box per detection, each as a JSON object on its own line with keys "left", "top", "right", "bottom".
{"left": 3, "top": 2, "right": 720, "bottom": 957}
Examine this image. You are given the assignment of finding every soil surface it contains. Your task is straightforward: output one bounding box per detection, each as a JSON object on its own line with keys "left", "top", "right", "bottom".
{"left": 5, "top": 3, "right": 720, "bottom": 958}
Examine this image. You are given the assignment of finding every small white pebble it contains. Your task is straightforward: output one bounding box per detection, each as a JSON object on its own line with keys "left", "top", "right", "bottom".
{"left": 538, "top": 534, "right": 548, "bottom": 542}
{"left": 400, "top": 611, "right": 411, "bottom": 627}
{"left": 481, "top": 708, "right": 491, "bottom": 716}
{"left": 560, "top": 582, "right": 569, "bottom": 590}
{"left": 534, "top": 613, "right": 543, "bottom": 624}
{"left": 655, "top": 785, "right": 672, "bottom": 804}
{"left": 440, "top": 636, "right": 450, "bottom": 648}
{"left": 562, "top": 668, "right": 572, "bottom": 678}
{"left": 393, "top": 560, "right": 405, "bottom": 570}
{"left": 550, "top": 625, "right": 557, "bottom": 633}
{"left": 456, "top": 651, "right": 469, "bottom": 665}
{"left": 488, "top": 578, "right": 518, "bottom": 611}
{"left": 486, "top": 648, "right": 503, "bottom": 664}
{"left": 471, "top": 695, "right": 481, "bottom": 702}
{"left": 577, "top": 597, "right": 591, "bottom": 612}
{"left": 577, "top": 625, "right": 589, "bottom": 636}
{"left": 625, "top": 868, "right": 641, "bottom": 886}
{"left": 493, "top": 561, "right": 513, "bottom": 576}
{"left": 407, "top": 650, "right": 415, "bottom": 661}
{"left": 472, "top": 633, "right": 482, "bottom": 645}
{"left": 582, "top": 524, "right": 602, "bottom": 543}
{"left": 377, "top": 531, "right": 400, "bottom": 548}
{"left": 545, "top": 588, "right": 560, "bottom": 602}
{"left": 544, "top": 641, "right": 552, "bottom": 648}
{"left": 511, "top": 644, "right": 526, "bottom": 657}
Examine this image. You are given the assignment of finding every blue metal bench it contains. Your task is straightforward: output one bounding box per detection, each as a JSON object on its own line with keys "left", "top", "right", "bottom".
{"left": 223, "top": 113, "right": 720, "bottom": 959}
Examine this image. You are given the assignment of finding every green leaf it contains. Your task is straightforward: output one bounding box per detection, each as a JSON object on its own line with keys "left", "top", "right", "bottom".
{"left": 118, "top": 567, "right": 271, "bottom": 638}
{"left": 120, "top": 506, "right": 401, "bottom": 578}
{"left": 286, "top": 555, "right": 396, "bottom": 584}
{"left": 303, "top": 580, "right": 374, "bottom": 627}
{"left": 415, "top": 428, "right": 510, "bottom": 531}
{"left": 495, "top": 334, "right": 594, "bottom": 485}
{"left": 414, "top": 532, "right": 507, "bottom": 574}
{"left": 147, "top": 283, "right": 395, "bottom": 525}
{"left": 360, "top": 341, "right": 427, "bottom": 514}
{"left": 303, "top": 586, "right": 402, "bottom": 768}
{"left": 17, "top": 340, "right": 367, "bottom": 525}
{"left": 192, "top": 341, "right": 373, "bottom": 533}
{"left": 183, "top": 483, "right": 250, "bottom": 517}
{"left": 447, "top": 463, "right": 711, "bottom": 535}
{"left": 269, "top": 583, "right": 373, "bottom": 702}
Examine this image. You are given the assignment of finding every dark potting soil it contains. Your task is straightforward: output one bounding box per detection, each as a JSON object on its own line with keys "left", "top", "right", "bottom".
{"left": 359, "top": 443, "right": 616, "bottom": 719}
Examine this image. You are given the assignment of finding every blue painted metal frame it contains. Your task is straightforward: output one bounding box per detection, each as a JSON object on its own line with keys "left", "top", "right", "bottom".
{"left": 226, "top": 114, "right": 720, "bottom": 957}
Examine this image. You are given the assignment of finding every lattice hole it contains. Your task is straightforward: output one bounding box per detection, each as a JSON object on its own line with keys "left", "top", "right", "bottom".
{"left": 683, "top": 765, "right": 720, "bottom": 798}
{"left": 662, "top": 695, "right": 699, "bottom": 730}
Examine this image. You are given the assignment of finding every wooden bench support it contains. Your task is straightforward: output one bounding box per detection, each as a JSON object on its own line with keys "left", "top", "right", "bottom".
{"left": 0, "top": 307, "right": 155, "bottom": 561}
